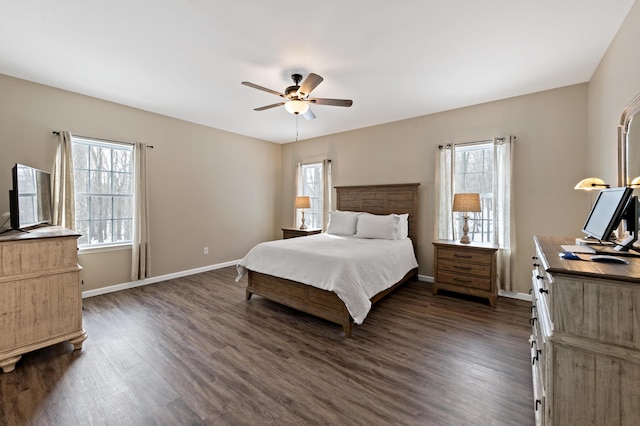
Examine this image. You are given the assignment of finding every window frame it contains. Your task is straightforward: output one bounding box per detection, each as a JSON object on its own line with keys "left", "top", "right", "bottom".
{"left": 71, "top": 136, "right": 135, "bottom": 249}
{"left": 297, "top": 161, "right": 325, "bottom": 230}
{"left": 452, "top": 141, "right": 495, "bottom": 244}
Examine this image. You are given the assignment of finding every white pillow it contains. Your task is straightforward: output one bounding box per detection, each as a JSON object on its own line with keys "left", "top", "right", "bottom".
{"left": 327, "top": 211, "right": 360, "bottom": 236}
{"left": 393, "top": 213, "right": 409, "bottom": 239}
{"left": 355, "top": 213, "right": 400, "bottom": 240}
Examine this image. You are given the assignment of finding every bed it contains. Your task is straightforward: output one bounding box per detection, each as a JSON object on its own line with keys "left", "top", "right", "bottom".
{"left": 237, "top": 183, "right": 420, "bottom": 337}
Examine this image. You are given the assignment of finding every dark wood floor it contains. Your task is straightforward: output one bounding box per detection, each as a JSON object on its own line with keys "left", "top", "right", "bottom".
{"left": 0, "top": 266, "right": 534, "bottom": 425}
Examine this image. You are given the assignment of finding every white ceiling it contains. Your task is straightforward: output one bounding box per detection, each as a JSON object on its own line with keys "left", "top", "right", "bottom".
{"left": 1, "top": 1, "right": 635, "bottom": 143}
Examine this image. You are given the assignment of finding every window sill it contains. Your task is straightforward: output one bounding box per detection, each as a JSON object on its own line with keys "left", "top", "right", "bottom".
{"left": 78, "top": 243, "right": 132, "bottom": 255}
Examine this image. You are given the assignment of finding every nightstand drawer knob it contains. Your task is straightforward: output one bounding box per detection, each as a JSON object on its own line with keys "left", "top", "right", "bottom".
{"left": 535, "top": 399, "right": 542, "bottom": 411}
{"left": 539, "top": 288, "right": 549, "bottom": 294}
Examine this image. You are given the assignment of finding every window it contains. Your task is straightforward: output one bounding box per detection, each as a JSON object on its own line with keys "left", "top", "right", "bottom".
{"left": 298, "top": 162, "right": 323, "bottom": 229}
{"left": 296, "top": 160, "right": 331, "bottom": 229}
{"left": 453, "top": 142, "right": 494, "bottom": 242}
{"left": 72, "top": 137, "right": 134, "bottom": 247}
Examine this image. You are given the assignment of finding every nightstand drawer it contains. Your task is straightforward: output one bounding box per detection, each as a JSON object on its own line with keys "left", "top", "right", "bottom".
{"left": 437, "top": 248, "right": 492, "bottom": 265}
{"left": 438, "top": 259, "right": 492, "bottom": 278}
{"left": 436, "top": 271, "right": 492, "bottom": 291}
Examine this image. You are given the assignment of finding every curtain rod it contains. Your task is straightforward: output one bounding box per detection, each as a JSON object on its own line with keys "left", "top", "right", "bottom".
{"left": 439, "top": 137, "right": 510, "bottom": 149}
{"left": 52, "top": 131, "right": 154, "bottom": 148}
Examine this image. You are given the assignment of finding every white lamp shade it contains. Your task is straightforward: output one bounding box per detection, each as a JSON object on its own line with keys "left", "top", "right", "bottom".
{"left": 284, "top": 100, "right": 309, "bottom": 115}
{"left": 574, "top": 177, "right": 608, "bottom": 191}
{"left": 295, "top": 196, "right": 311, "bottom": 209}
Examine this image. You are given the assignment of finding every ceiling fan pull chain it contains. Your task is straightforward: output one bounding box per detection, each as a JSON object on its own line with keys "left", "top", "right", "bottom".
{"left": 296, "top": 115, "right": 299, "bottom": 142}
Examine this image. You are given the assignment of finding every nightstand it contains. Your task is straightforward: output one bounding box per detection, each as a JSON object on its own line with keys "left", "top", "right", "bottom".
{"left": 432, "top": 240, "right": 499, "bottom": 307}
{"left": 281, "top": 227, "right": 322, "bottom": 239}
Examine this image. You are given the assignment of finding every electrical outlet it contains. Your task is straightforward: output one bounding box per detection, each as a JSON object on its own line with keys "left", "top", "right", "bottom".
{"left": 203, "top": 247, "right": 208, "bottom": 255}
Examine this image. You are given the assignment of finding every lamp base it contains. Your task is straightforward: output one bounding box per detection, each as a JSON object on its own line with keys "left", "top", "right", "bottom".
{"left": 299, "top": 210, "right": 307, "bottom": 230}
{"left": 459, "top": 215, "right": 471, "bottom": 244}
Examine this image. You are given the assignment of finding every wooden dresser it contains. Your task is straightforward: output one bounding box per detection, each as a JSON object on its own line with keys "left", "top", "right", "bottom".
{"left": 0, "top": 226, "right": 87, "bottom": 373}
{"left": 531, "top": 235, "right": 640, "bottom": 425}
{"left": 432, "top": 240, "right": 499, "bottom": 307}
{"left": 281, "top": 227, "right": 322, "bottom": 239}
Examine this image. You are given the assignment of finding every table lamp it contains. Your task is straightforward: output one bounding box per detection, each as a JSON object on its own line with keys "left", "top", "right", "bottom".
{"left": 452, "top": 193, "right": 481, "bottom": 244}
{"left": 295, "top": 196, "right": 311, "bottom": 229}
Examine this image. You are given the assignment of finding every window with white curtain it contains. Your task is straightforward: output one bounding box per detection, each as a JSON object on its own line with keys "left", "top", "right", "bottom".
{"left": 436, "top": 137, "right": 516, "bottom": 291}
{"left": 296, "top": 160, "right": 331, "bottom": 230}
{"left": 71, "top": 137, "right": 134, "bottom": 247}
{"left": 298, "top": 162, "right": 323, "bottom": 229}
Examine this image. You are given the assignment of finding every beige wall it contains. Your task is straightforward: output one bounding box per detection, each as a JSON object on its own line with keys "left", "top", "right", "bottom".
{"left": 588, "top": 0, "right": 640, "bottom": 184}
{"left": 0, "top": 74, "right": 282, "bottom": 291}
{"left": 281, "top": 84, "right": 589, "bottom": 294}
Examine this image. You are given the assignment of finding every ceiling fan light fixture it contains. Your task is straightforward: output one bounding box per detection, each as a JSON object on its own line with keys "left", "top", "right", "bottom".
{"left": 284, "top": 100, "right": 309, "bottom": 115}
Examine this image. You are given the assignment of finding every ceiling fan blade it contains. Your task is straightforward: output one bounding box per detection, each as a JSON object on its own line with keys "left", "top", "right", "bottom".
{"left": 297, "top": 73, "right": 324, "bottom": 98}
{"left": 242, "top": 81, "right": 285, "bottom": 98}
{"left": 303, "top": 108, "right": 316, "bottom": 121}
{"left": 308, "top": 97, "right": 353, "bottom": 107}
{"left": 254, "top": 102, "right": 285, "bottom": 111}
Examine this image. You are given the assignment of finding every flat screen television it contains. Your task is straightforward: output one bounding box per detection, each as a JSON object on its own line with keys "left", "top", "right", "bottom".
{"left": 581, "top": 187, "right": 634, "bottom": 247}
{"left": 9, "top": 163, "right": 53, "bottom": 230}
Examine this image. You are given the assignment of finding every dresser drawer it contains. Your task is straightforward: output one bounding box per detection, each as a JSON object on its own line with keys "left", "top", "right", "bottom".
{"left": 436, "top": 270, "right": 491, "bottom": 291}
{"left": 438, "top": 259, "right": 492, "bottom": 278}
{"left": 437, "top": 248, "right": 492, "bottom": 264}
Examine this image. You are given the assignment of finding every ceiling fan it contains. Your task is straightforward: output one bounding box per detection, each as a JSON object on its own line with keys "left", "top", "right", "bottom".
{"left": 241, "top": 73, "right": 353, "bottom": 120}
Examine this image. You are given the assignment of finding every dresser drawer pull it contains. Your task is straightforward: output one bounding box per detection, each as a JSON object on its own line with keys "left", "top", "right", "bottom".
{"left": 530, "top": 339, "right": 536, "bottom": 348}
{"left": 529, "top": 288, "right": 533, "bottom": 295}
{"left": 532, "top": 256, "right": 538, "bottom": 260}
{"left": 530, "top": 305, "right": 536, "bottom": 312}
{"left": 535, "top": 399, "right": 542, "bottom": 411}
{"left": 455, "top": 266, "right": 472, "bottom": 271}
{"left": 533, "top": 263, "right": 540, "bottom": 267}
{"left": 532, "top": 355, "right": 537, "bottom": 365}
{"left": 539, "top": 288, "right": 549, "bottom": 294}
{"left": 453, "top": 277, "right": 472, "bottom": 284}
{"left": 529, "top": 317, "right": 537, "bottom": 325}
{"left": 536, "top": 275, "right": 544, "bottom": 280}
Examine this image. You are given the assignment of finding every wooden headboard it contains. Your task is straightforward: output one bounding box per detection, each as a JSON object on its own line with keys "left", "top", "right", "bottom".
{"left": 335, "top": 183, "right": 420, "bottom": 244}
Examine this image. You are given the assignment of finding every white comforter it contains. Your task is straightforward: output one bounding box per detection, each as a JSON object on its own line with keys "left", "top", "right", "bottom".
{"left": 235, "top": 233, "right": 418, "bottom": 324}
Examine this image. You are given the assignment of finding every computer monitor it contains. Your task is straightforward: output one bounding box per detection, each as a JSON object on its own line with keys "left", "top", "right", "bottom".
{"left": 581, "top": 187, "right": 634, "bottom": 245}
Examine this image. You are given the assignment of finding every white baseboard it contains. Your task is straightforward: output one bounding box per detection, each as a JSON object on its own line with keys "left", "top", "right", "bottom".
{"left": 82, "top": 259, "right": 241, "bottom": 299}
{"left": 83, "top": 266, "right": 531, "bottom": 303}
{"left": 416, "top": 274, "right": 532, "bottom": 302}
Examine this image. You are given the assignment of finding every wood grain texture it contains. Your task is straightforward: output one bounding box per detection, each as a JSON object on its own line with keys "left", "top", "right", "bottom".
{"left": 0, "top": 266, "right": 534, "bottom": 425}
{"left": 433, "top": 240, "right": 499, "bottom": 307}
{"left": 532, "top": 235, "right": 640, "bottom": 425}
{"left": 0, "top": 226, "right": 86, "bottom": 373}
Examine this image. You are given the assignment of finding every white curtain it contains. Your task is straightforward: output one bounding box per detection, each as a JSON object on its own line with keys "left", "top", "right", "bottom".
{"left": 434, "top": 137, "right": 517, "bottom": 291}
{"left": 434, "top": 144, "right": 454, "bottom": 240}
{"left": 131, "top": 142, "right": 150, "bottom": 281}
{"left": 494, "top": 136, "right": 517, "bottom": 291}
{"left": 321, "top": 159, "right": 332, "bottom": 230}
{"left": 51, "top": 131, "right": 75, "bottom": 229}
{"left": 294, "top": 162, "right": 303, "bottom": 227}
